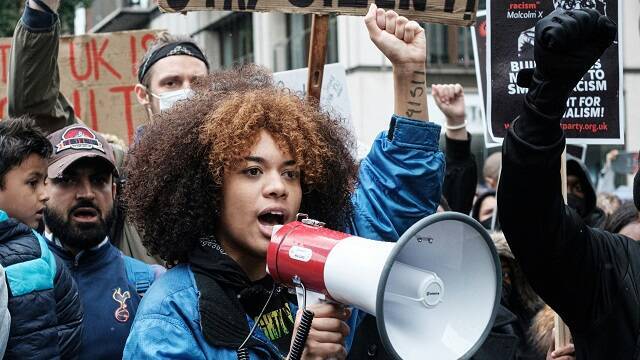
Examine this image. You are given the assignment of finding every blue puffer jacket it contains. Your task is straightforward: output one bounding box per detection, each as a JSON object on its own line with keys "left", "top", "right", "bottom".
{"left": 0, "top": 210, "right": 83, "bottom": 360}
{"left": 123, "top": 116, "right": 444, "bottom": 359}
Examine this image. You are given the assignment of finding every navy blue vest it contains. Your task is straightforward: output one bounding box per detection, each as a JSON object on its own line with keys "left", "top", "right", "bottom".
{"left": 47, "top": 239, "right": 150, "bottom": 359}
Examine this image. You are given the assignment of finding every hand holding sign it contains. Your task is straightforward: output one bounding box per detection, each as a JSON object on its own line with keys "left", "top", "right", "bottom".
{"left": 364, "top": 4, "right": 425, "bottom": 67}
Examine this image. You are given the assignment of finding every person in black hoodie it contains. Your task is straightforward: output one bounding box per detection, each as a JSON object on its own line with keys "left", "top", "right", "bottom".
{"left": 0, "top": 116, "right": 83, "bottom": 359}
{"left": 496, "top": 7, "right": 640, "bottom": 358}
{"left": 565, "top": 155, "right": 606, "bottom": 228}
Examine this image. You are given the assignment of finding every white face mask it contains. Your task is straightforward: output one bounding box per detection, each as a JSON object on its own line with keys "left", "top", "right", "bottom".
{"left": 150, "top": 88, "right": 195, "bottom": 112}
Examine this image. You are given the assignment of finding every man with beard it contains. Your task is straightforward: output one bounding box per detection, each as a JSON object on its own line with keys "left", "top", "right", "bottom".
{"left": 43, "top": 124, "right": 161, "bottom": 359}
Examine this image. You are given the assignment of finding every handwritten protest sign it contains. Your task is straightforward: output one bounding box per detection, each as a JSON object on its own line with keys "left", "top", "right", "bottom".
{"left": 273, "top": 63, "right": 376, "bottom": 157}
{"left": 487, "top": 0, "right": 624, "bottom": 145}
{"left": 274, "top": 63, "right": 354, "bottom": 132}
{"left": 0, "top": 30, "right": 158, "bottom": 144}
{"left": 159, "top": 0, "right": 479, "bottom": 26}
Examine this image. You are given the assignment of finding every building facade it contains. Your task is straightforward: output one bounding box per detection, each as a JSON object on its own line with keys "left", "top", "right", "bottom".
{"left": 83, "top": 1, "right": 638, "bottom": 190}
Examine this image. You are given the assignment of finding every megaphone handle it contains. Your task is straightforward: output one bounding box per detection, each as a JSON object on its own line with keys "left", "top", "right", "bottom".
{"left": 288, "top": 309, "right": 315, "bottom": 360}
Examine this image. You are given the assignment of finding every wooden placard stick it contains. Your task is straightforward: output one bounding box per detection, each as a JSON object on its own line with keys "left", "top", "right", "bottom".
{"left": 555, "top": 148, "right": 572, "bottom": 349}
{"left": 305, "top": 14, "right": 329, "bottom": 103}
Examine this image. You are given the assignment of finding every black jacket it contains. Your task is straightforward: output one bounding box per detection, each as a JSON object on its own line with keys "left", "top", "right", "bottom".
{"left": 0, "top": 213, "right": 83, "bottom": 359}
{"left": 498, "top": 105, "right": 640, "bottom": 359}
{"left": 443, "top": 133, "right": 478, "bottom": 214}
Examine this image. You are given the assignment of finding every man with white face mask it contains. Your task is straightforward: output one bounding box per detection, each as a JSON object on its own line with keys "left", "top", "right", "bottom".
{"left": 134, "top": 34, "right": 209, "bottom": 119}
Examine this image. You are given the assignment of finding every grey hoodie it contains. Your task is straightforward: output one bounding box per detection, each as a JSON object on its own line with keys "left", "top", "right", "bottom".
{"left": 0, "top": 265, "right": 10, "bottom": 358}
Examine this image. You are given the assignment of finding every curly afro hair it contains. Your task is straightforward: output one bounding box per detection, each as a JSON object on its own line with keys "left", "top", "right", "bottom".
{"left": 124, "top": 65, "right": 358, "bottom": 264}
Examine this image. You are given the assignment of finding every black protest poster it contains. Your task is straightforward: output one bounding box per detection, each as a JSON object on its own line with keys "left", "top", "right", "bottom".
{"left": 487, "top": 0, "right": 623, "bottom": 144}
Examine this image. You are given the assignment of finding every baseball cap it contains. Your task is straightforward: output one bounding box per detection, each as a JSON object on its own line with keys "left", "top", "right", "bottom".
{"left": 47, "top": 125, "right": 118, "bottom": 179}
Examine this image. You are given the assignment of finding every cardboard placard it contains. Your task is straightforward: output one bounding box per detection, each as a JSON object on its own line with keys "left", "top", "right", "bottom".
{"left": 0, "top": 30, "right": 158, "bottom": 144}
{"left": 486, "top": 0, "right": 624, "bottom": 145}
{"left": 274, "top": 63, "right": 353, "bottom": 132}
{"left": 159, "top": 0, "right": 479, "bottom": 26}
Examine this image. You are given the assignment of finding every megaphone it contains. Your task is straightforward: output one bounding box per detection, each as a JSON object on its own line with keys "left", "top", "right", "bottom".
{"left": 267, "top": 212, "right": 501, "bottom": 360}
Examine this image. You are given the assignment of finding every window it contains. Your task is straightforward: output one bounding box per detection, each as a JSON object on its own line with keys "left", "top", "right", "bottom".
{"left": 425, "top": 24, "right": 474, "bottom": 68}
{"left": 426, "top": 23, "right": 449, "bottom": 65}
{"left": 217, "top": 13, "right": 254, "bottom": 68}
{"left": 274, "top": 14, "right": 338, "bottom": 71}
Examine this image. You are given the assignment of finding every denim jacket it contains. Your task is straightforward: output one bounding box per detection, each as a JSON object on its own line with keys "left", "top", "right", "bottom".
{"left": 123, "top": 116, "right": 444, "bottom": 359}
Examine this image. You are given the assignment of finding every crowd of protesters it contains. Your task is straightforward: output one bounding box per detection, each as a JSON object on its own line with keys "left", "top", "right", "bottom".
{"left": 0, "top": 0, "right": 636, "bottom": 359}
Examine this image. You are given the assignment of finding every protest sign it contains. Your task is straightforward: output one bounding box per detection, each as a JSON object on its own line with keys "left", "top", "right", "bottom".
{"left": 486, "top": 0, "right": 624, "bottom": 145}
{"left": 273, "top": 63, "right": 378, "bottom": 158}
{"left": 274, "top": 63, "right": 354, "bottom": 133}
{"left": 0, "top": 30, "right": 158, "bottom": 144}
{"left": 159, "top": 0, "right": 479, "bottom": 26}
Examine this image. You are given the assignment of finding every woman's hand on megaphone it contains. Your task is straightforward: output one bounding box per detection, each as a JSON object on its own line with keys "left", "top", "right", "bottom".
{"left": 290, "top": 303, "right": 351, "bottom": 360}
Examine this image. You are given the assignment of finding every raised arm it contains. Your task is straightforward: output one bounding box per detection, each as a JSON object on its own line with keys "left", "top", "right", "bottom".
{"left": 497, "top": 9, "right": 623, "bottom": 329}
{"left": 365, "top": 4, "right": 428, "bottom": 122}
{"left": 8, "top": 0, "right": 76, "bottom": 134}
{"left": 351, "top": 5, "right": 444, "bottom": 241}
{"left": 433, "top": 84, "right": 477, "bottom": 213}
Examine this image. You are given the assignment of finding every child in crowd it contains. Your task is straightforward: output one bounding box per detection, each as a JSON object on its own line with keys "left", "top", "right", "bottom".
{"left": 0, "top": 116, "right": 83, "bottom": 359}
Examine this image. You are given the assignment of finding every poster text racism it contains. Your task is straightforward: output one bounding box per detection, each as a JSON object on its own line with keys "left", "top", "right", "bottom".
{"left": 487, "top": 0, "right": 623, "bottom": 145}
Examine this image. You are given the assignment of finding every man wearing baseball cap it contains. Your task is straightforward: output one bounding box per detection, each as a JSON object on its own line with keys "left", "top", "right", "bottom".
{"left": 43, "top": 124, "right": 162, "bottom": 359}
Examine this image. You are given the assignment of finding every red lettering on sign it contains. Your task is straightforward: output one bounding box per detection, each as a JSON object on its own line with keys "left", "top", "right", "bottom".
{"left": 110, "top": 85, "right": 136, "bottom": 144}
{"left": 72, "top": 89, "right": 98, "bottom": 130}
{"left": 131, "top": 34, "right": 157, "bottom": 79}
{"left": 69, "top": 41, "right": 93, "bottom": 81}
{"left": 0, "top": 97, "right": 7, "bottom": 118}
{"left": 0, "top": 44, "right": 11, "bottom": 84}
{"left": 141, "top": 34, "right": 155, "bottom": 52}
{"left": 89, "top": 89, "right": 98, "bottom": 130}
{"left": 130, "top": 36, "right": 137, "bottom": 78}
{"left": 72, "top": 90, "right": 82, "bottom": 118}
{"left": 91, "top": 39, "right": 122, "bottom": 81}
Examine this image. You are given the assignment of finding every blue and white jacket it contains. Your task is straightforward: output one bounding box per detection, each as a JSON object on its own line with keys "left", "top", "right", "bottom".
{"left": 0, "top": 210, "right": 83, "bottom": 360}
{"left": 123, "top": 116, "right": 445, "bottom": 359}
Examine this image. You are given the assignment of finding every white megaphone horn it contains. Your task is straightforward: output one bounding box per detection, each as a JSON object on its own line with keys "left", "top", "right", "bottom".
{"left": 267, "top": 212, "right": 501, "bottom": 360}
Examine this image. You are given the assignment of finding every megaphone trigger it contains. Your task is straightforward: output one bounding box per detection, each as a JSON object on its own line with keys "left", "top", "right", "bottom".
{"left": 292, "top": 275, "right": 327, "bottom": 310}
